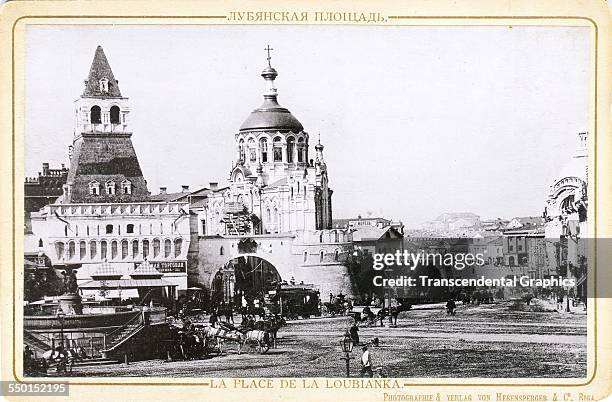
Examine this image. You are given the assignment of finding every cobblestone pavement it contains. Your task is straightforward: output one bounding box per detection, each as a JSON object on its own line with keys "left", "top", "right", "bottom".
{"left": 74, "top": 301, "right": 587, "bottom": 378}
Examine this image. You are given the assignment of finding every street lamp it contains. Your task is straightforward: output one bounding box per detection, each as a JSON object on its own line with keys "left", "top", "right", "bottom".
{"left": 340, "top": 332, "right": 354, "bottom": 377}
{"left": 56, "top": 311, "right": 65, "bottom": 351}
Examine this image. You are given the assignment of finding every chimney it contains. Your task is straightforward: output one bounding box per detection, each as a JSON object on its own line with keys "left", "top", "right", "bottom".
{"left": 181, "top": 185, "right": 190, "bottom": 193}
{"left": 42, "top": 163, "right": 49, "bottom": 176}
{"left": 159, "top": 187, "right": 167, "bottom": 195}
{"left": 209, "top": 182, "right": 218, "bottom": 190}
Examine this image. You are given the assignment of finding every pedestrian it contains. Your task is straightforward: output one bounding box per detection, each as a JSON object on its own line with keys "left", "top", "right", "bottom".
{"left": 349, "top": 322, "right": 360, "bottom": 345}
{"left": 446, "top": 299, "right": 456, "bottom": 315}
{"left": 360, "top": 345, "right": 373, "bottom": 378}
{"left": 209, "top": 309, "right": 218, "bottom": 328}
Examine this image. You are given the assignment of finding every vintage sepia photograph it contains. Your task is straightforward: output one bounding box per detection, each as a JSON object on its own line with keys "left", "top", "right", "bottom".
{"left": 20, "top": 23, "right": 591, "bottom": 380}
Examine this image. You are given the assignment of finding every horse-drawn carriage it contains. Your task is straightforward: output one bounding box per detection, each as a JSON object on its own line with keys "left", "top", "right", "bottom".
{"left": 203, "top": 325, "right": 271, "bottom": 354}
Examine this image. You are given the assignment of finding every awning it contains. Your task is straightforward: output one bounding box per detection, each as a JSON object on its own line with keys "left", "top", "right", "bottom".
{"left": 78, "top": 278, "right": 177, "bottom": 289}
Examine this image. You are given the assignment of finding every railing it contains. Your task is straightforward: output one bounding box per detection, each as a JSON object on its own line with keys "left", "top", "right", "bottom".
{"left": 24, "top": 311, "right": 141, "bottom": 331}
{"left": 103, "top": 312, "right": 144, "bottom": 352}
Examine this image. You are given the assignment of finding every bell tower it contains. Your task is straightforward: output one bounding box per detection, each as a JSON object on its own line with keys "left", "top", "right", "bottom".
{"left": 65, "top": 46, "right": 148, "bottom": 203}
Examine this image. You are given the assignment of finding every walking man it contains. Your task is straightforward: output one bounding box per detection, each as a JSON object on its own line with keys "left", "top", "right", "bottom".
{"left": 360, "top": 345, "right": 373, "bottom": 377}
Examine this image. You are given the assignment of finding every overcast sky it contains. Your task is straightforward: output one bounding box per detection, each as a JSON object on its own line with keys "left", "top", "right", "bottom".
{"left": 25, "top": 25, "right": 590, "bottom": 227}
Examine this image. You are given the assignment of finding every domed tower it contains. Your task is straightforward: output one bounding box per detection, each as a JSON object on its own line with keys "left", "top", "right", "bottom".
{"left": 234, "top": 47, "right": 309, "bottom": 186}
{"left": 225, "top": 47, "right": 333, "bottom": 232}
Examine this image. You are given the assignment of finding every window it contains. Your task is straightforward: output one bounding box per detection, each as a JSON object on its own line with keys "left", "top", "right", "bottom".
{"left": 111, "top": 240, "right": 118, "bottom": 259}
{"left": 319, "top": 251, "right": 324, "bottom": 262}
{"left": 55, "top": 242, "right": 65, "bottom": 260}
{"left": 127, "top": 224, "right": 134, "bottom": 234}
{"left": 110, "top": 105, "right": 120, "bottom": 124}
{"left": 303, "top": 251, "right": 308, "bottom": 262}
{"left": 273, "top": 136, "right": 282, "bottom": 162}
{"left": 201, "top": 219, "right": 206, "bottom": 235}
{"left": 106, "top": 224, "right": 113, "bottom": 234}
{"left": 121, "top": 180, "right": 132, "bottom": 195}
{"left": 89, "top": 181, "right": 100, "bottom": 196}
{"left": 100, "top": 241, "right": 107, "bottom": 259}
{"left": 132, "top": 240, "right": 139, "bottom": 258}
{"left": 509, "top": 244, "right": 514, "bottom": 252}
{"left": 334, "top": 250, "right": 339, "bottom": 261}
{"left": 164, "top": 239, "right": 172, "bottom": 258}
{"left": 90, "top": 106, "right": 101, "bottom": 124}
{"left": 142, "top": 240, "right": 150, "bottom": 259}
{"left": 174, "top": 239, "right": 183, "bottom": 257}
{"left": 88, "top": 241, "right": 96, "bottom": 259}
{"left": 153, "top": 239, "right": 161, "bottom": 258}
{"left": 121, "top": 240, "right": 128, "bottom": 260}
{"left": 238, "top": 139, "right": 245, "bottom": 161}
{"left": 297, "top": 138, "right": 304, "bottom": 163}
{"left": 260, "top": 138, "right": 268, "bottom": 163}
{"left": 286, "top": 137, "right": 295, "bottom": 163}
{"left": 248, "top": 138, "right": 256, "bottom": 162}
{"left": 68, "top": 241, "right": 75, "bottom": 260}
{"left": 99, "top": 78, "right": 109, "bottom": 93}
{"left": 79, "top": 241, "right": 86, "bottom": 260}
{"left": 105, "top": 181, "right": 116, "bottom": 195}
{"left": 220, "top": 246, "right": 224, "bottom": 256}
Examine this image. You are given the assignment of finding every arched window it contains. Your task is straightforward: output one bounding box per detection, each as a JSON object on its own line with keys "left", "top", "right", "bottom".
{"left": 334, "top": 250, "right": 339, "bottom": 261}
{"left": 79, "top": 241, "right": 86, "bottom": 260}
{"left": 100, "top": 240, "right": 107, "bottom": 259}
{"left": 319, "top": 232, "right": 324, "bottom": 243}
{"left": 88, "top": 180, "right": 100, "bottom": 196}
{"left": 121, "top": 240, "right": 129, "bottom": 260}
{"left": 164, "top": 239, "right": 172, "bottom": 258}
{"left": 121, "top": 180, "right": 132, "bottom": 195}
{"left": 260, "top": 138, "right": 268, "bottom": 163}
{"left": 319, "top": 250, "right": 324, "bottom": 262}
{"left": 142, "top": 240, "right": 150, "bottom": 259}
{"left": 248, "top": 138, "right": 256, "bottom": 162}
{"left": 106, "top": 224, "right": 113, "bottom": 234}
{"left": 111, "top": 240, "right": 118, "bottom": 259}
{"left": 334, "top": 231, "right": 339, "bottom": 243}
{"left": 238, "top": 139, "right": 245, "bottom": 162}
{"left": 220, "top": 246, "right": 224, "bottom": 256}
{"left": 303, "top": 251, "right": 308, "bottom": 262}
{"left": 174, "top": 238, "right": 183, "bottom": 257}
{"left": 286, "top": 137, "right": 295, "bottom": 163}
{"left": 297, "top": 138, "right": 305, "bottom": 163}
{"left": 105, "top": 181, "right": 116, "bottom": 195}
{"left": 90, "top": 106, "right": 101, "bottom": 124}
{"left": 110, "top": 105, "right": 120, "bottom": 124}
{"left": 153, "top": 239, "right": 161, "bottom": 258}
{"left": 273, "top": 136, "right": 282, "bottom": 162}
{"left": 132, "top": 240, "right": 139, "bottom": 258}
{"left": 55, "top": 242, "right": 65, "bottom": 260}
{"left": 68, "top": 241, "right": 75, "bottom": 260}
{"left": 38, "top": 238, "right": 43, "bottom": 247}
{"left": 90, "top": 241, "right": 97, "bottom": 259}
{"left": 266, "top": 208, "right": 271, "bottom": 222}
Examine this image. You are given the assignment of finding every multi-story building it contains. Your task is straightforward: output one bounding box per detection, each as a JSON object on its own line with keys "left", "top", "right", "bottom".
{"left": 30, "top": 46, "right": 190, "bottom": 301}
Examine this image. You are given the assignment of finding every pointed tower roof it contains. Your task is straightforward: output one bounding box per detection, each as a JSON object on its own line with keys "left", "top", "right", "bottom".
{"left": 83, "top": 46, "right": 122, "bottom": 98}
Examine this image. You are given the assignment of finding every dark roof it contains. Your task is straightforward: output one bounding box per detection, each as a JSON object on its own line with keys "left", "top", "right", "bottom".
{"left": 83, "top": 46, "right": 122, "bottom": 98}
{"left": 240, "top": 98, "right": 304, "bottom": 133}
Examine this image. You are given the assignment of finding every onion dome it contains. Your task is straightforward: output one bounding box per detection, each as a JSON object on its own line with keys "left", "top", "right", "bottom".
{"left": 239, "top": 47, "right": 304, "bottom": 133}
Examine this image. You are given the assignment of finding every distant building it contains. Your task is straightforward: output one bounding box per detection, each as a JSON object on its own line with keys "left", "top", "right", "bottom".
{"left": 422, "top": 212, "right": 481, "bottom": 236}
{"left": 352, "top": 226, "right": 404, "bottom": 255}
{"left": 24, "top": 163, "right": 68, "bottom": 232}
{"left": 332, "top": 215, "right": 404, "bottom": 235}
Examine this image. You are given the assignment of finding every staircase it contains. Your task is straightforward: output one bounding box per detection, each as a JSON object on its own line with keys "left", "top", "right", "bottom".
{"left": 24, "top": 330, "right": 52, "bottom": 354}
{"left": 101, "top": 313, "right": 145, "bottom": 357}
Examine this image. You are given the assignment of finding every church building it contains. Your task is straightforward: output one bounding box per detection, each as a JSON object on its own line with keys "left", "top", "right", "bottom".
{"left": 187, "top": 49, "right": 355, "bottom": 299}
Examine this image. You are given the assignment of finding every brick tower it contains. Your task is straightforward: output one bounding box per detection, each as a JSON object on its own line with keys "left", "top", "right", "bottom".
{"left": 65, "top": 46, "right": 148, "bottom": 203}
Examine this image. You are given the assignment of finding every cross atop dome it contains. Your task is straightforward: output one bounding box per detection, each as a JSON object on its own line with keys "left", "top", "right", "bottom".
{"left": 265, "top": 44, "right": 274, "bottom": 67}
